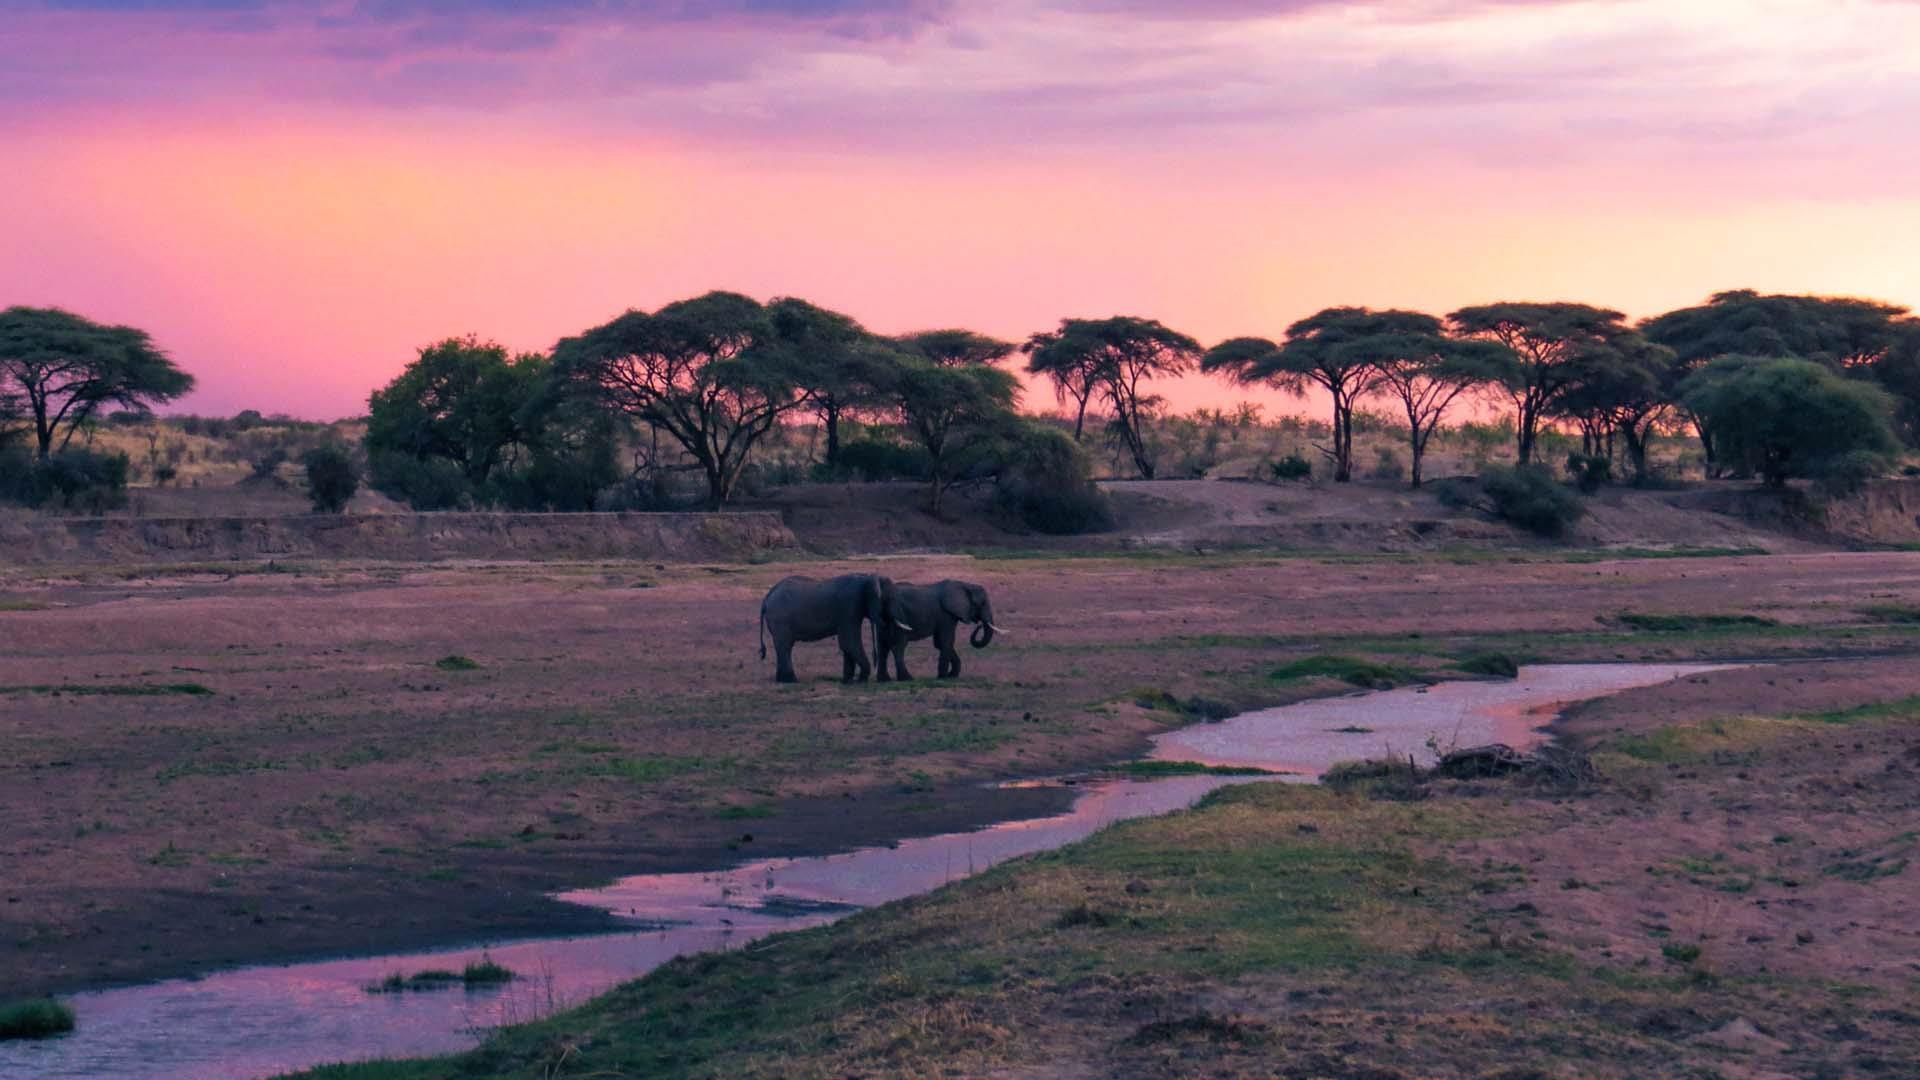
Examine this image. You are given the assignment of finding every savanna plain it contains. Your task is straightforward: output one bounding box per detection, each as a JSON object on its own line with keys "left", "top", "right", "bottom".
{"left": 5, "top": 506, "right": 1920, "bottom": 1078}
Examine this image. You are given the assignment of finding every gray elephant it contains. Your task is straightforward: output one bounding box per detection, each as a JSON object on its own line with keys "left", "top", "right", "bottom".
{"left": 759, "top": 573, "right": 912, "bottom": 684}
{"left": 876, "top": 580, "right": 1001, "bottom": 681}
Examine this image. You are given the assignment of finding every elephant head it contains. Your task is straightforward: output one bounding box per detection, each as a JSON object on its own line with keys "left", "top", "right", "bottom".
{"left": 864, "top": 575, "right": 915, "bottom": 655}
{"left": 938, "top": 581, "right": 999, "bottom": 649}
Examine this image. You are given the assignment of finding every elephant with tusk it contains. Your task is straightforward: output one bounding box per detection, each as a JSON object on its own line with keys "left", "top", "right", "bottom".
{"left": 760, "top": 573, "right": 914, "bottom": 684}
{"left": 875, "top": 580, "right": 1001, "bottom": 681}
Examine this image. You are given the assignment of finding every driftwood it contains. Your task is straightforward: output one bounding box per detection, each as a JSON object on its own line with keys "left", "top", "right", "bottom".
{"left": 1436, "top": 743, "right": 1600, "bottom": 788}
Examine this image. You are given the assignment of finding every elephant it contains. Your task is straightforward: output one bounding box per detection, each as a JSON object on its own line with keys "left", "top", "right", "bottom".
{"left": 759, "top": 573, "right": 913, "bottom": 684}
{"left": 875, "top": 580, "right": 1001, "bottom": 681}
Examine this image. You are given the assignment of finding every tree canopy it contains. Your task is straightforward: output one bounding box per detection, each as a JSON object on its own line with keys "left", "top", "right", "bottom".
{"left": 0, "top": 306, "right": 195, "bottom": 458}
{"left": 1642, "top": 290, "right": 1909, "bottom": 370}
{"left": 1341, "top": 313, "right": 1510, "bottom": 487}
{"left": 765, "top": 297, "right": 889, "bottom": 470}
{"left": 551, "top": 291, "right": 807, "bottom": 506}
{"left": 366, "top": 336, "right": 545, "bottom": 489}
{"left": 1447, "top": 302, "right": 1629, "bottom": 465}
{"left": 1025, "top": 317, "right": 1200, "bottom": 479}
{"left": 896, "top": 329, "right": 1015, "bottom": 369}
{"left": 1680, "top": 356, "right": 1899, "bottom": 488}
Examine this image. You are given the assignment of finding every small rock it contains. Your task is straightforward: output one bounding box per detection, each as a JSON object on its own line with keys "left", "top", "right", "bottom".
{"left": 1693, "top": 1017, "right": 1788, "bottom": 1054}
{"left": 1124, "top": 879, "right": 1150, "bottom": 896}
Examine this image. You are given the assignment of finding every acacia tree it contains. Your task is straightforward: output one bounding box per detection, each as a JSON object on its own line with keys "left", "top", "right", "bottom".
{"left": 1446, "top": 303, "right": 1628, "bottom": 465}
{"left": 1205, "top": 307, "right": 1447, "bottom": 482}
{"left": 1550, "top": 333, "right": 1676, "bottom": 483}
{"left": 1643, "top": 291, "right": 1914, "bottom": 467}
{"left": 0, "top": 306, "right": 194, "bottom": 458}
{"left": 552, "top": 291, "right": 806, "bottom": 506}
{"left": 766, "top": 297, "right": 883, "bottom": 470}
{"left": 1024, "top": 317, "right": 1199, "bottom": 478}
{"left": 1324, "top": 313, "right": 1510, "bottom": 487}
{"left": 885, "top": 358, "right": 1020, "bottom": 514}
{"left": 1023, "top": 329, "right": 1103, "bottom": 441}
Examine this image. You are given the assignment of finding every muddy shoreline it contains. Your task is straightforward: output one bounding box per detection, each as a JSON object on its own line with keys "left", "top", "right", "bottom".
{"left": 13, "top": 775, "right": 1080, "bottom": 999}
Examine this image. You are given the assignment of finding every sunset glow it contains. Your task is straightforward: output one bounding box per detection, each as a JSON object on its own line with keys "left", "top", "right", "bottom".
{"left": 5, "top": 0, "right": 1918, "bottom": 417}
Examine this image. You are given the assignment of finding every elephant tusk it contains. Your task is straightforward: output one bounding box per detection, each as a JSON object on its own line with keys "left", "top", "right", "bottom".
{"left": 896, "top": 621, "right": 915, "bottom": 632}
{"left": 986, "top": 623, "right": 1007, "bottom": 636}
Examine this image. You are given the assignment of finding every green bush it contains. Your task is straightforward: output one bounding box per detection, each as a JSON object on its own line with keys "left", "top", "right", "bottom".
{"left": 1682, "top": 356, "right": 1899, "bottom": 488}
{"left": 992, "top": 424, "right": 1113, "bottom": 535}
{"left": 1268, "top": 453, "right": 1313, "bottom": 481}
{"left": 1481, "top": 464, "right": 1586, "bottom": 538}
{"left": 368, "top": 451, "right": 471, "bottom": 511}
{"left": 0, "top": 445, "right": 129, "bottom": 513}
{"left": 834, "top": 437, "right": 932, "bottom": 482}
{"left": 1564, "top": 453, "right": 1612, "bottom": 493}
{"left": 301, "top": 445, "right": 359, "bottom": 513}
{"left": 0, "top": 996, "right": 75, "bottom": 1040}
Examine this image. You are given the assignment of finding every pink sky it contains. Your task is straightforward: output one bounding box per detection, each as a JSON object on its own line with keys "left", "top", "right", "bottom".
{"left": 3, "top": 0, "right": 1918, "bottom": 419}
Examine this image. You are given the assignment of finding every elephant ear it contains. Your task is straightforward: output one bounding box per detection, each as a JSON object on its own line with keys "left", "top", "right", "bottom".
{"left": 939, "top": 581, "right": 972, "bottom": 623}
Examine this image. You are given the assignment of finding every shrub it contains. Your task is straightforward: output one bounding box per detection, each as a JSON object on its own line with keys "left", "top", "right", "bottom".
{"left": 1458, "top": 652, "right": 1520, "bottom": 678}
{"left": 368, "top": 451, "right": 471, "bottom": 511}
{"left": 301, "top": 445, "right": 359, "bottom": 513}
{"left": 249, "top": 446, "right": 290, "bottom": 482}
{"left": 1481, "top": 463, "right": 1586, "bottom": 538}
{"left": 1268, "top": 453, "right": 1313, "bottom": 481}
{"left": 0, "top": 997, "right": 75, "bottom": 1040}
{"left": 1369, "top": 447, "right": 1403, "bottom": 482}
{"left": 1682, "top": 356, "right": 1899, "bottom": 488}
{"left": 992, "top": 424, "right": 1114, "bottom": 535}
{"left": 835, "top": 437, "right": 931, "bottom": 482}
{"left": 1564, "top": 453, "right": 1612, "bottom": 493}
{"left": 0, "top": 445, "right": 130, "bottom": 513}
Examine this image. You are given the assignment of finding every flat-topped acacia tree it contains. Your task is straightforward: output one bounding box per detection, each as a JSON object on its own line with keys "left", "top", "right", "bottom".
{"left": 1331, "top": 313, "right": 1512, "bottom": 487}
{"left": 0, "top": 306, "right": 194, "bottom": 459}
{"left": 552, "top": 291, "right": 811, "bottom": 506}
{"left": 1203, "top": 307, "right": 1427, "bottom": 483}
{"left": 1446, "top": 302, "right": 1630, "bottom": 465}
{"left": 1024, "top": 317, "right": 1200, "bottom": 479}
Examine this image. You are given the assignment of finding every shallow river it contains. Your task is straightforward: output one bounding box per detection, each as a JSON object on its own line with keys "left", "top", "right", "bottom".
{"left": 0, "top": 663, "right": 1737, "bottom": 1080}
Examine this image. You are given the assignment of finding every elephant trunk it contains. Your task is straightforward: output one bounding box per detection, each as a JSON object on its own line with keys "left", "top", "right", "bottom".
{"left": 969, "top": 597, "right": 995, "bottom": 649}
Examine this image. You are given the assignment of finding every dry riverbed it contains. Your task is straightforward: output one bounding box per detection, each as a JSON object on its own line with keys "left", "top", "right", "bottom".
{"left": 3, "top": 549, "right": 1919, "bottom": 1004}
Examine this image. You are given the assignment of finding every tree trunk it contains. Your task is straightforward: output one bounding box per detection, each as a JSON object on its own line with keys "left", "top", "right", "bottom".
{"left": 1515, "top": 399, "right": 1537, "bottom": 465}
{"left": 1330, "top": 396, "right": 1352, "bottom": 483}
{"left": 822, "top": 401, "right": 841, "bottom": 468}
{"left": 1072, "top": 395, "right": 1089, "bottom": 441}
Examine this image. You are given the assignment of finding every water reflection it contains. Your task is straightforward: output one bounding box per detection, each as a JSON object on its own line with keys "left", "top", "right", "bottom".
{"left": 0, "top": 663, "right": 1736, "bottom": 1080}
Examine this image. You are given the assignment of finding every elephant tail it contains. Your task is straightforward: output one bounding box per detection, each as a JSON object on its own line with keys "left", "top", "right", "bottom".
{"left": 759, "top": 604, "right": 767, "bottom": 661}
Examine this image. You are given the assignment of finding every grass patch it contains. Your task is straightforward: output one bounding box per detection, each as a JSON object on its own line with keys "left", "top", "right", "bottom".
{"left": 0, "top": 598, "right": 48, "bottom": 612}
{"left": 433, "top": 655, "right": 481, "bottom": 671}
{"left": 1103, "top": 760, "right": 1283, "bottom": 778}
{"left": 1614, "top": 612, "right": 1780, "bottom": 633}
{"left": 1129, "top": 688, "right": 1235, "bottom": 721}
{"left": 1456, "top": 652, "right": 1520, "bottom": 678}
{"left": 1859, "top": 604, "right": 1920, "bottom": 624}
{"left": 0, "top": 997, "right": 75, "bottom": 1040}
{"left": 716, "top": 802, "right": 776, "bottom": 820}
{"left": 0, "top": 682, "right": 213, "bottom": 697}
{"left": 1793, "top": 695, "right": 1920, "bottom": 726}
{"left": 366, "top": 957, "right": 515, "bottom": 994}
{"left": 1268, "top": 654, "right": 1417, "bottom": 689}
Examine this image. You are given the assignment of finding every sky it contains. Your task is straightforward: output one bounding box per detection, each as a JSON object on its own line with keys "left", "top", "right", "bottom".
{"left": 3, "top": 0, "right": 1919, "bottom": 419}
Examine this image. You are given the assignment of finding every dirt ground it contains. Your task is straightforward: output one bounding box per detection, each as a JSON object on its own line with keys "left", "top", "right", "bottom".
{"left": 3, "top": 549, "right": 1920, "bottom": 1000}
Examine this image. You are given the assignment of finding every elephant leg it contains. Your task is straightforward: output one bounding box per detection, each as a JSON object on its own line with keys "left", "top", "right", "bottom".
{"left": 774, "top": 636, "right": 798, "bottom": 684}
{"left": 894, "top": 645, "right": 914, "bottom": 681}
{"left": 941, "top": 648, "right": 962, "bottom": 679}
{"left": 839, "top": 624, "right": 870, "bottom": 684}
